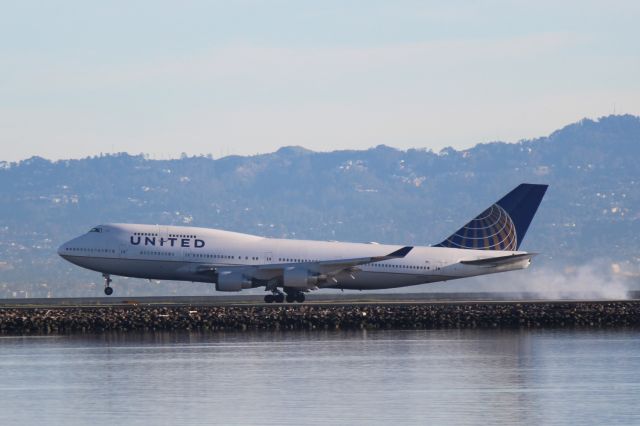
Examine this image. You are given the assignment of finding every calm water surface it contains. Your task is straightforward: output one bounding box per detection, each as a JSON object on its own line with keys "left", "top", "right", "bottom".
{"left": 1, "top": 329, "right": 639, "bottom": 425}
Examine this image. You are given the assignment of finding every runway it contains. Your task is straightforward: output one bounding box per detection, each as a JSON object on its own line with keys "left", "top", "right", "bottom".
{"left": 1, "top": 291, "right": 639, "bottom": 309}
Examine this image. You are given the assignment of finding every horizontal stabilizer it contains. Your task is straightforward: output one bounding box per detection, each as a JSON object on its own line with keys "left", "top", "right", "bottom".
{"left": 460, "top": 253, "right": 536, "bottom": 267}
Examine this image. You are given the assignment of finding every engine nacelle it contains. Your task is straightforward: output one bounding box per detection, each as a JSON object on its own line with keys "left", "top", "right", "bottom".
{"left": 215, "top": 271, "right": 253, "bottom": 292}
{"left": 283, "top": 268, "right": 325, "bottom": 289}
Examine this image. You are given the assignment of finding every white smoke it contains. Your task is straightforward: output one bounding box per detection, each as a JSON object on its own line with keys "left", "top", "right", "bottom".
{"left": 515, "top": 262, "right": 633, "bottom": 300}
{"left": 390, "top": 259, "right": 639, "bottom": 301}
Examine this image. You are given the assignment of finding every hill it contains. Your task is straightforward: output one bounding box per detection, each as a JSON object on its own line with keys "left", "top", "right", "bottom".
{"left": 0, "top": 115, "right": 638, "bottom": 297}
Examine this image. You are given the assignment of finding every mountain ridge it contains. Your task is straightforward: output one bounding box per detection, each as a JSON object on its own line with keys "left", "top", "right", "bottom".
{"left": 0, "top": 114, "right": 638, "bottom": 297}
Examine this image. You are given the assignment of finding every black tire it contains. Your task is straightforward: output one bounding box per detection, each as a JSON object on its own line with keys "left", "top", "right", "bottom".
{"left": 275, "top": 293, "right": 285, "bottom": 303}
{"left": 295, "top": 293, "right": 305, "bottom": 303}
{"left": 264, "top": 294, "right": 274, "bottom": 303}
{"left": 104, "top": 287, "right": 113, "bottom": 296}
{"left": 286, "top": 294, "right": 295, "bottom": 303}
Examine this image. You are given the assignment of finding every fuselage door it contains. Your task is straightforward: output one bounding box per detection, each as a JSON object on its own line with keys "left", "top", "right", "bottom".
{"left": 119, "top": 244, "right": 129, "bottom": 258}
{"left": 159, "top": 226, "right": 169, "bottom": 239}
{"left": 264, "top": 252, "right": 273, "bottom": 263}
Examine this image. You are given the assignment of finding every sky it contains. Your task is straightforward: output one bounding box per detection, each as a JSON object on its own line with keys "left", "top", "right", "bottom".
{"left": 1, "top": 1, "right": 639, "bottom": 161}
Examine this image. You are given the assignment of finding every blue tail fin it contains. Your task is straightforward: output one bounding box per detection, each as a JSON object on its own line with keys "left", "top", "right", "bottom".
{"left": 434, "top": 183, "right": 548, "bottom": 251}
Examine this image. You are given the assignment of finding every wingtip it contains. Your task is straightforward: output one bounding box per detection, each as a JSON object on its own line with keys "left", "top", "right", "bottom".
{"left": 389, "top": 246, "right": 413, "bottom": 258}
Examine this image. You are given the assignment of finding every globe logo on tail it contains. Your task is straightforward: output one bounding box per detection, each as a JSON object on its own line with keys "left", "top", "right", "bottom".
{"left": 436, "top": 204, "right": 518, "bottom": 251}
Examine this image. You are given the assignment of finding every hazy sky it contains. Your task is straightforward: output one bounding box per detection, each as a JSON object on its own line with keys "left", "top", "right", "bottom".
{"left": 2, "top": 1, "right": 639, "bottom": 161}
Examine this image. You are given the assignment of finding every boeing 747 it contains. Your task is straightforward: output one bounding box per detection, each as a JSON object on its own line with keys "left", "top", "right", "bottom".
{"left": 58, "top": 183, "right": 547, "bottom": 303}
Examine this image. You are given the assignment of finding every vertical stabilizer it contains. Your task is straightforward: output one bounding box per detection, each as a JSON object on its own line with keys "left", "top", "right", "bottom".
{"left": 435, "top": 183, "right": 548, "bottom": 250}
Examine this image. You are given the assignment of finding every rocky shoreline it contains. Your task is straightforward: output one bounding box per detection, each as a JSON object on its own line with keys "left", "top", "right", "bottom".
{"left": 0, "top": 301, "right": 639, "bottom": 334}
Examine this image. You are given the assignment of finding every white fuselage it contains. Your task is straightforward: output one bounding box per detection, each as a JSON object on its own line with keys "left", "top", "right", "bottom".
{"left": 58, "top": 223, "right": 532, "bottom": 291}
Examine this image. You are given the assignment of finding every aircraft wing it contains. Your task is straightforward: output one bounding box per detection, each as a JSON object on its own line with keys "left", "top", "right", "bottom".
{"left": 194, "top": 246, "right": 413, "bottom": 279}
{"left": 297, "top": 245, "right": 413, "bottom": 275}
{"left": 255, "top": 245, "right": 413, "bottom": 274}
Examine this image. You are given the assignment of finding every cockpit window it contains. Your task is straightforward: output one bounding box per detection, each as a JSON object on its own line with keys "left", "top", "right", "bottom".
{"left": 89, "top": 227, "right": 103, "bottom": 233}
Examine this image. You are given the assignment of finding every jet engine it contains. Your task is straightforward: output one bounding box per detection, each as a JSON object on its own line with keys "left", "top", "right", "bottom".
{"left": 215, "top": 271, "right": 253, "bottom": 292}
{"left": 283, "top": 268, "right": 326, "bottom": 289}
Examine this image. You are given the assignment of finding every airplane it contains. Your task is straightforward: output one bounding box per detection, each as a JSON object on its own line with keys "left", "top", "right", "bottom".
{"left": 58, "top": 183, "right": 548, "bottom": 303}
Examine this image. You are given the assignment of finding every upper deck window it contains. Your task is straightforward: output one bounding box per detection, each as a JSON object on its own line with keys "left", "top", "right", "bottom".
{"left": 89, "top": 227, "right": 103, "bottom": 233}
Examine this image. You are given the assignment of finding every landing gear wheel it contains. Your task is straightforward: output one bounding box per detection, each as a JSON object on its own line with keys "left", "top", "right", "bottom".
{"left": 102, "top": 273, "right": 113, "bottom": 296}
{"left": 274, "top": 293, "right": 285, "bottom": 303}
{"left": 295, "top": 292, "right": 305, "bottom": 303}
{"left": 264, "top": 294, "right": 274, "bottom": 303}
{"left": 286, "top": 294, "right": 295, "bottom": 303}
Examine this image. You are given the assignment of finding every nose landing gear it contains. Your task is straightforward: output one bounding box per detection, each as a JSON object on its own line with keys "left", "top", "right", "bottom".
{"left": 102, "top": 273, "right": 113, "bottom": 296}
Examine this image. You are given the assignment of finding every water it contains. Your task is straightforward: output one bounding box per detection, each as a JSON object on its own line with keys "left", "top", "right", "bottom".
{"left": 1, "top": 329, "right": 639, "bottom": 425}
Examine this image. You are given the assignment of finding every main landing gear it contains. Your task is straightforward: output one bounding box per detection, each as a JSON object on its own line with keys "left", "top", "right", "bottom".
{"left": 103, "top": 273, "right": 113, "bottom": 296}
{"left": 264, "top": 291, "right": 284, "bottom": 304}
{"left": 286, "top": 292, "right": 305, "bottom": 303}
{"left": 263, "top": 289, "right": 305, "bottom": 304}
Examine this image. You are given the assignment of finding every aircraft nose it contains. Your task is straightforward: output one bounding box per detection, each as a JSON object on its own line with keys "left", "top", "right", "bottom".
{"left": 57, "top": 241, "right": 69, "bottom": 257}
